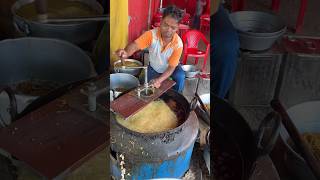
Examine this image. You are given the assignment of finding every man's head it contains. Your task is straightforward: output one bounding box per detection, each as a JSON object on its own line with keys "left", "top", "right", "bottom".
{"left": 160, "top": 6, "right": 183, "bottom": 39}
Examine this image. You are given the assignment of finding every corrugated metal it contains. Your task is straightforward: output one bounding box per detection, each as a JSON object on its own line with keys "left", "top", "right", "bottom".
{"left": 279, "top": 53, "right": 320, "bottom": 108}
{"left": 229, "top": 47, "right": 283, "bottom": 106}
{"left": 278, "top": 36, "right": 320, "bottom": 108}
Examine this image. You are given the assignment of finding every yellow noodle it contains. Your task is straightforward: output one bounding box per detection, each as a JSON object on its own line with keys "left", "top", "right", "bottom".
{"left": 116, "top": 99, "right": 178, "bottom": 133}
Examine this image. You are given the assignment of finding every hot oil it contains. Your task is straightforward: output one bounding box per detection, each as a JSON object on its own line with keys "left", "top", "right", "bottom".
{"left": 114, "top": 61, "right": 140, "bottom": 68}
{"left": 16, "top": 0, "right": 100, "bottom": 20}
{"left": 115, "top": 99, "right": 179, "bottom": 133}
{"left": 11, "top": 79, "right": 62, "bottom": 96}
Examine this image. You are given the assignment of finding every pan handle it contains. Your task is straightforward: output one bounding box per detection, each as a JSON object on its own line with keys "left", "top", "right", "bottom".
{"left": 256, "top": 111, "right": 281, "bottom": 156}
{"left": 0, "top": 86, "right": 18, "bottom": 126}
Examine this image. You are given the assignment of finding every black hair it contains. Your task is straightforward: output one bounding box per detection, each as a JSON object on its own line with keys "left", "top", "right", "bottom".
{"left": 162, "top": 5, "right": 183, "bottom": 23}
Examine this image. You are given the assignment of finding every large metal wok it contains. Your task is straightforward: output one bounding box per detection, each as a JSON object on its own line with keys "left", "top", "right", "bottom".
{"left": 11, "top": 0, "right": 104, "bottom": 44}
{"left": 0, "top": 37, "right": 96, "bottom": 126}
{"left": 212, "top": 95, "right": 280, "bottom": 180}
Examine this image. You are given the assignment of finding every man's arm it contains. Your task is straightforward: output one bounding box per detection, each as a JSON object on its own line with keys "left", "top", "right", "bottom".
{"left": 150, "top": 66, "right": 176, "bottom": 88}
{"left": 115, "top": 31, "right": 152, "bottom": 58}
{"left": 151, "top": 45, "right": 182, "bottom": 88}
{"left": 115, "top": 42, "right": 139, "bottom": 58}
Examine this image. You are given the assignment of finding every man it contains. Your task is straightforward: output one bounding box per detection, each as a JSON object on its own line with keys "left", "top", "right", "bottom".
{"left": 115, "top": 6, "right": 185, "bottom": 93}
{"left": 211, "top": 0, "right": 240, "bottom": 98}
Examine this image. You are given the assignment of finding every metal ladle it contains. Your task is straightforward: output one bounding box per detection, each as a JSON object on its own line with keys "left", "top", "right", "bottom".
{"left": 190, "top": 74, "right": 209, "bottom": 116}
{"left": 116, "top": 66, "right": 151, "bottom": 97}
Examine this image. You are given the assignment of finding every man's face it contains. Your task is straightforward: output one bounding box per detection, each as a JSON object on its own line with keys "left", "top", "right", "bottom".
{"left": 160, "top": 16, "right": 179, "bottom": 39}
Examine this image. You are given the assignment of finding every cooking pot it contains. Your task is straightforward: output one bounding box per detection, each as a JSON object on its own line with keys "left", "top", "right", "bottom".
{"left": 229, "top": 11, "right": 286, "bottom": 51}
{"left": 0, "top": 37, "right": 96, "bottom": 126}
{"left": 110, "top": 73, "right": 140, "bottom": 101}
{"left": 110, "top": 89, "right": 199, "bottom": 179}
{"left": 11, "top": 0, "right": 104, "bottom": 44}
{"left": 113, "top": 59, "right": 143, "bottom": 77}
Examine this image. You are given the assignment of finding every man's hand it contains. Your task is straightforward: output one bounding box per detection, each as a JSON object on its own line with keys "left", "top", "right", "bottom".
{"left": 150, "top": 78, "right": 162, "bottom": 88}
{"left": 115, "top": 49, "right": 128, "bottom": 59}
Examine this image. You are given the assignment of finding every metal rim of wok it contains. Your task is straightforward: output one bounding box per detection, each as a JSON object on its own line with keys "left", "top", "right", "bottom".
{"left": 110, "top": 89, "right": 191, "bottom": 136}
{"left": 212, "top": 94, "right": 280, "bottom": 180}
{"left": 0, "top": 37, "right": 96, "bottom": 85}
{"left": 11, "top": 0, "right": 104, "bottom": 27}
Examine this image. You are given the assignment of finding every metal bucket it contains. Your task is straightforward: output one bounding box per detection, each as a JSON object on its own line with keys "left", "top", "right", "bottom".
{"left": 0, "top": 37, "right": 96, "bottom": 126}
{"left": 280, "top": 101, "right": 320, "bottom": 180}
{"left": 229, "top": 11, "right": 286, "bottom": 51}
{"left": 110, "top": 90, "right": 199, "bottom": 179}
{"left": 110, "top": 73, "right": 140, "bottom": 101}
{"left": 11, "top": 0, "right": 104, "bottom": 44}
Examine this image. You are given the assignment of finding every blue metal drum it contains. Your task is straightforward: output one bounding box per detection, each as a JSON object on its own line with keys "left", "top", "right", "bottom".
{"left": 110, "top": 90, "right": 199, "bottom": 179}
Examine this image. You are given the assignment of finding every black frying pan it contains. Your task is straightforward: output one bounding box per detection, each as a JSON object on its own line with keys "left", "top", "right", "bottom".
{"left": 212, "top": 95, "right": 280, "bottom": 180}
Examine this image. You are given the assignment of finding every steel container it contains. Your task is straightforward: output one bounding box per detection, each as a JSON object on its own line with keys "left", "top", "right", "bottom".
{"left": 110, "top": 89, "right": 199, "bottom": 179}
{"left": 11, "top": 0, "right": 104, "bottom": 44}
{"left": 229, "top": 11, "right": 286, "bottom": 51}
{"left": 0, "top": 37, "right": 96, "bottom": 126}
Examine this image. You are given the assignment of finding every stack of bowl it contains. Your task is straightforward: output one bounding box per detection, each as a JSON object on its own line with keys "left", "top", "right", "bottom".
{"left": 229, "top": 11, "right": 287, "bottom": 51}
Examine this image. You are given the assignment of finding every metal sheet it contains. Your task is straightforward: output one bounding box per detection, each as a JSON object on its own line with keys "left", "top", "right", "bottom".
{"left": 229, "top": 47, "right": 283, "bottom": 106}
{"left": 279, "top": 53, "right": 320, "bottom": 108}
{"left": 0, "top": 79, "right": 108, "bottom": 179}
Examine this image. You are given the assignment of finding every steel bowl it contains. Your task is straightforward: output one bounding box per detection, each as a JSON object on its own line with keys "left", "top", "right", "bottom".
{"left": 113, "top": 59, "right": 143, "bottom": 77}
{"left": 229, "top": 11, "right": 287, "bottom": 51}
{"left": 199, "top": 93, "right": 210, "bottom": 105}
{"left": 181, "top": 65, "right": 199, "bottom": 78}
{"left": 110, "top": 73, "right": 140, "bottom": 101}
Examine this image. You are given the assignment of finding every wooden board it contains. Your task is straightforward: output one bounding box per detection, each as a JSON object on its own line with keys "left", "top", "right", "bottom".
{"left": 110, "top": 79, "right": 176, "bottom": 119}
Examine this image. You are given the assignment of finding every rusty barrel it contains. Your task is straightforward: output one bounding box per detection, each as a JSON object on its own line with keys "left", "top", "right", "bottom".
{"left": 110, "top": 89, "right": 199, "bottom": 179}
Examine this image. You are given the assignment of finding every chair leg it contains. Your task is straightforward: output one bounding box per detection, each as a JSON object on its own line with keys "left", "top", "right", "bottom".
{"left": 202, "top": 59, "right": 207, "bottom": 72}
{"left": 271, "top": 0, "right": 280, "bottom": 12}
{"left": 195, "top": 57, "right": 199, "bottom": 65}
{"left": 295, "top": 0, "right": 307, "bottom": 33}
{"left": 182, "top": 54, "right": 188, "bottom": 64}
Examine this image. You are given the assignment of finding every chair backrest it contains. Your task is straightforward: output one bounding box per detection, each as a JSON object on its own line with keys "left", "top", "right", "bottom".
{"left": 180, "top": 13, "right": 191, "bottom": 25}
{"left": 182, "top": 30, "right": 208, "bottom": 49}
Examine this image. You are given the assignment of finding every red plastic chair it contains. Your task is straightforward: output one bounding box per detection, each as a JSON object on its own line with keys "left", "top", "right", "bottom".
{"left": 182, "top": 30, "right": 210, "bottom": 72}
{"left": 200, "top": 14, "right": 210, "bottom": 32}
{"left": 181, "top": 13, "right": 191, "bottom": 25}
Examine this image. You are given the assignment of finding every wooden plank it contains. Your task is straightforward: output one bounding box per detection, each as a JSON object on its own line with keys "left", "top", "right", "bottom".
{"left": 111, "top": 79, "right": 175, "bottom": 119}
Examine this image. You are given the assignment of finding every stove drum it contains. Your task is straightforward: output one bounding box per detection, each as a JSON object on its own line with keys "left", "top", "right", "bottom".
{"left": 110, "top": 90, "right": 199, "bottom": 179}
